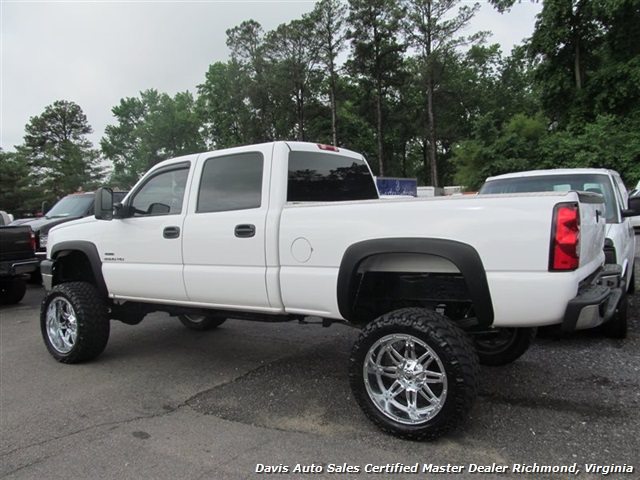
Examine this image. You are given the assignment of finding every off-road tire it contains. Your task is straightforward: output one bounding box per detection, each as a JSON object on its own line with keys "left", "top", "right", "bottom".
{"left": 178, "top": 314, "right": 226, "bottom": 331}
{"left": 602, "top": 292, "right": 627, "bottom": 339}
{"left": 40, "top": 282, "right": 110, "bottom": 363}
{"left": 471, "top": 327, "right": 537, "bottom": 366}
{"left": 349, "top": 307, "right": 478, "bottom": 441}
{"left": 0, "top": 278, "right": 27, "bottom": 305}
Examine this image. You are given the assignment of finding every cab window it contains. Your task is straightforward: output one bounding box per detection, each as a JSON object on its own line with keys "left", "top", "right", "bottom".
{"left": 196, "top": 152, "right": 263, "bottom": 213}
{"left": 130, "top": 166, "right": 189, "bottom": 216}
{"left": 287, "top": 151, "right": 378, "bottom": 202}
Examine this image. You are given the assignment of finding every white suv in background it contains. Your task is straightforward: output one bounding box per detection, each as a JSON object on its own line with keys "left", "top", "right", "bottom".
{"left": 480, "top": 168, "right": 638, "bottom": 295}
{"left": 630, "top": 183, "right": 640, "bottom": 232}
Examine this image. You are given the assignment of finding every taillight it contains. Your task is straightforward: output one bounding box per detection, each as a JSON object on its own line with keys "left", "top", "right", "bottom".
{"left": 549, "top": 203, "right": 580, "bottom": 271}
{"left": 29, "top": 230, "right": 36, "bottom": 252}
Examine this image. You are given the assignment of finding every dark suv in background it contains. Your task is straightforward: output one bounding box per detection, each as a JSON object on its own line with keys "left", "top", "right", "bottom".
{"left": 11, "top": 191, "right": 127, "bottom": 280}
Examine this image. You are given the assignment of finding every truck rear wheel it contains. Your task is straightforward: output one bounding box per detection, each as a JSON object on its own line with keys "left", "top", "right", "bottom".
{"left": 178, "top": 314, "right": 226, "bottom": 331}
{"left": 40, "top": 282, "right": 110, "bottom": 363}
{"left": 471, "top": 327, "right": 536, "bottom": 366}
{"left": 349, "top": 308, "right": 478, "bottom": 441}
{"left": 0, "top": 278, "right": 27, "bottom": 305}
{"left": 602, "top": 292, "right": 627, "bottom": 339}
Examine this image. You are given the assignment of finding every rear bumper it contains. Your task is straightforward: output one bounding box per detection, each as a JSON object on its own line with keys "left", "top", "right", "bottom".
{"left": 562, "top": 264, "right": 624, "bottom": 332}
{"left": 0, "top": 258, "right": 38, "bottom": 277}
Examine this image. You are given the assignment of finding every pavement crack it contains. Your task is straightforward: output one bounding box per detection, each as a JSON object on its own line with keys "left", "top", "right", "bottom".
{"left": 0, "top": 403, "right": 184, "bottom": 460}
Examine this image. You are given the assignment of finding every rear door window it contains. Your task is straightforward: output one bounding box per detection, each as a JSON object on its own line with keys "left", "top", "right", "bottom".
{"left": 197, "top": 152, "right": 263, "bottom": 213}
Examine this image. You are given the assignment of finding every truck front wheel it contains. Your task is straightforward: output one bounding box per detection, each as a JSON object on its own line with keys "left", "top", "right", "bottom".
{"left": 0, "top": 277, "right": 27, "bottom": 305}
{"left": 349, "top": 308, "right": 478, "bottom": 441}
{"left": 471, "top": 327, "right": 536, "bottom": 366}
{"left": 40, "top": 282, "right": 110, "bottom": 363}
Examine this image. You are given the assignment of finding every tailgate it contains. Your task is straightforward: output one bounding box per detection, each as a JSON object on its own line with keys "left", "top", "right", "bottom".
{"left": 0, "top": 226, "right": 34, "bottom": 262}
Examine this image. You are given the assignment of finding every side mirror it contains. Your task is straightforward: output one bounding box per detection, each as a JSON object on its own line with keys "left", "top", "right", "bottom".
{"left": 94, "top": 188, "right": 114, "bottom": 220}
{"left": 621, "top": 195, "right": 640, "bottom": 218}
{"left": 147, "top": 203, "right": 171, "bottom": 215}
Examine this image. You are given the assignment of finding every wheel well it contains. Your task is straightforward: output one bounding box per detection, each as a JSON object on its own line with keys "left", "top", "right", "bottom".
{"left": 53, "top": 250, "right": 97, "bottom": 288}
{"left": 349, "top": 253, "right": 474, "bottom": 326}
{"left": 337, "top": 239, "right": 494, "bottom": 328}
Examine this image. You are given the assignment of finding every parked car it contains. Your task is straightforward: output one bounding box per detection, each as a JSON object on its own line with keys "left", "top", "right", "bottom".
{"left": 11, "top": 191, "right": 127, "bottom": 278}
{"left": 479, "top": 168, "right": 638, "bottom": 303}
{"left": 0, "top": 225, "right": 37, "bottom": 304}
{"left": 630, "top": 188, "right": 640, "bottom": 232}
{"left": 0, "top": 211, "right": 14, "bottom": 226}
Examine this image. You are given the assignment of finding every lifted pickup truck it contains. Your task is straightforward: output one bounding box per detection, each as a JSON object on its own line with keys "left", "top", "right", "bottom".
{"left": 39, "top": 142, "right": 630, "bottom": 440}
{"left": 0, "top": 225, "right": 37, "bottom": 304}
{"left": 479, "top": 168, "right": 640, "bottom": 338}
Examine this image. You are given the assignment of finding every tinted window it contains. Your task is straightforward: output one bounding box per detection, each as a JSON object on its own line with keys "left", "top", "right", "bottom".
{"left": 287, "top": 151, "right": 378, "bottom": 202}
{"left": 46, "top": 195, "right": 94, "bottom": 218}
{"left": 197, "top": 152, "right": 263, "bottom": 213}
{"left": 131, "top": 166, "right": 189, "bottom": 216}
{"left": 479, "top": 173, "right": 619, "bottom": 222}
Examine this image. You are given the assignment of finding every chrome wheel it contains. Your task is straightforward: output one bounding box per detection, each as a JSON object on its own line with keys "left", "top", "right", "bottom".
{"left": 363, "top": 333, "right": 448, "bottom": 425}
{"left": 46, "top": 296, "right": 77, "bottom": 354}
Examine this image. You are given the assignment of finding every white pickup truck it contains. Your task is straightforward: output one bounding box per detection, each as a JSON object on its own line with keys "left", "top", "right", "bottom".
{"left": 40, "top": 142, "right": 632, "bottom": 440}
{"left": 479, "top": 168, "right": 639, "bottom": 338}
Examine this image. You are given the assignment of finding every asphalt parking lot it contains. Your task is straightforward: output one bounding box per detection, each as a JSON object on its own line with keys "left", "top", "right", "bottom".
{"left": 1, "top": 244, "right": 639, "bottom": 480}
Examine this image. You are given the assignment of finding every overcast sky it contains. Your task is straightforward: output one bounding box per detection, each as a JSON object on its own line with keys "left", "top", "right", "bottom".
{"left": 1, "top": 0, "right": 542, "bottom": 153}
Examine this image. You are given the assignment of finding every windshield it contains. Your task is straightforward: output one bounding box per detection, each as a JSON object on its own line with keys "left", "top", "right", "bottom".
{"left": 46, "top": 195, "right": 94, "bottom": 218}
{"left": 479, "top": 173, "right": 619, "bottom": 223}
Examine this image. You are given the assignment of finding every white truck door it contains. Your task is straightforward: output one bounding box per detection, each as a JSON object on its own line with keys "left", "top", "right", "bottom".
{"left": 101, "top": 162, "right": 191, "bottom": 301}
{"left": 182, "top": 146, "right": 272, "bottom": 310}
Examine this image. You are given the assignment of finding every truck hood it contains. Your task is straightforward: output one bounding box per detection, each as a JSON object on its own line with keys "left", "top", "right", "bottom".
{"left": 25, "top": 216, "right": 86, "bottom": 235}
{"left": 48, "top": 216, "right": 96, "bottom": 234}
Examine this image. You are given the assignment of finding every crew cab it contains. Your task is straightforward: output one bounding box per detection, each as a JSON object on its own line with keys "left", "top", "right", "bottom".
{"left": 479, "top": 168, "right": 639, "bottom": 337}
{"left": 39, "top": 142, "right": 630, "bottom": 441}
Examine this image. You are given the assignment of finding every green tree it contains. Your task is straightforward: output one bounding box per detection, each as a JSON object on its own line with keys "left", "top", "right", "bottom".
{"left": 347, "top": 0, "right": 406, "bottom": 175}
{"left": 264, "top": 17, "right": 322, "bottom": 141}
{"left": 452, "top": 112, "right": 548, "bottom": 189}
{"left": 0, "top": 149, "right": 36, "bottom": 216}
{"left": 309, "top": 0, "right": 348, "bottom": 145}
{"left": 101, "top": 89, "right": 203, "bottom": 187}
{"left": 447, "top": 45, "right": 543, "bottom": 188}
{"left": 402, "top": 0, "right": 487, "bottom": 187}
{"left": 16, "top": 100, "right": 104, "bottom": 201}
{"left": 540, "top": 115, "right": 640, "bottom": 185}
{"left": 524, "top": 0, "right": 640, "bottom": 181}
{"left": 197, "top": 61, "right": 252, "bottom": 149}
{"left": 528, "top": 0, "right": 601, "bottom": 126}
{"left": 226, "top": 20, "right": 274, "bottom": 141}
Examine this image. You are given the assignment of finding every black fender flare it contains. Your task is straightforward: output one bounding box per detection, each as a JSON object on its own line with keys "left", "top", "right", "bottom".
{"left": 337, "top": 238, "right": 494, "bottom": 327}
{"left": 49, "top": 241, "right": 108, "bottom": 298}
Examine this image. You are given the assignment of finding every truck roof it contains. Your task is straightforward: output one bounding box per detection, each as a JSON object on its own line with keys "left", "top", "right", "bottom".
{"left": 151, "top": 141, "right": 363, "bottom": 170}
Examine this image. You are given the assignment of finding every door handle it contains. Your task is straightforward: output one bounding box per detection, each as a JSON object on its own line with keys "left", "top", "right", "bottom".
{"left": 163, "top": 226, "right": 180, "bottom": 239}
{"left": 235, "top": 224, "right": 256, "bottom": 238}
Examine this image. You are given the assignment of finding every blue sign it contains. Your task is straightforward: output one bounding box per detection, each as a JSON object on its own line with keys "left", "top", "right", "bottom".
{"left": 376, "top": 177, "right": 418, "bottom": 196}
